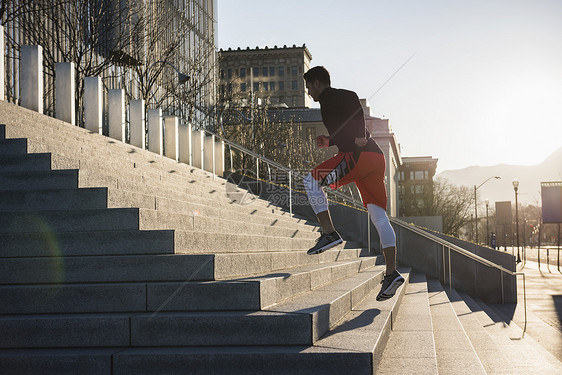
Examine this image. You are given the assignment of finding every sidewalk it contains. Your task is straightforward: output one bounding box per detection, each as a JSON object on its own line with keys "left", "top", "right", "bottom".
{"left": 490, "top": 260, "right": 562, "bottom": 362}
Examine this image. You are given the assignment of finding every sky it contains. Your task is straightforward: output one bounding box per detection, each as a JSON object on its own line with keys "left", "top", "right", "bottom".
{"left": 217, "top": 0, "right": 562, "bottom": 174}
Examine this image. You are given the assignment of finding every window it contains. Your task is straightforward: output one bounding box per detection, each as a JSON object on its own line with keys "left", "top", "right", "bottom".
{"left": 270, "top": 67, "right": 275, "bottom": 76}
{"left": 253, "top": 67, "right": 259, "bottom": 77}
{"left": 253, "top": 82, "right": 259, "bottom": 92}
{"left": 410, "top": 171, "right": 414, "bottom": 180}
{"left": 240, "top": 83, "right": 246, "bottom": 92}
{"left": 415, "top": 185, "right": 424, "bottom": 194}
{"left": 240, "top": 68, "right": 246, "bottom": 78}
{"left": 425, "top": 171, "right": 429, "bottom": 180}
{"left": 227, "top": 69, "right": 232, "bottom": 79}
{"left": 415, "top": 171, "right": 424, "bottom": 180}
{"left": 291, "top": 66, "right": 297, "bottom": 76}
{"left": 262, "top": 67, "right": 268, "bottom": 77}
{"left": 220, "top": 70, "right": 224, "bottom": 79}
{"left": 270, "top": 82, "right": 275, "bottom": 91}
{"left": 279, "top": 66, "right": 284, "bottom": 76}
{"left": 292, "top": 80, "right": 298, "bottom": 90}
{"left": 279, "top": 81, "right": 285, "bottom": 91}
{"left": 263, "top": 82, "right": 268, "bottom": 91}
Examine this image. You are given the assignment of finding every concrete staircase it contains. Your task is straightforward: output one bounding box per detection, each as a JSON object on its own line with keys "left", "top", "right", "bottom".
{"left": 0, "top": 102, "right": 411, "bottom": 374}
{"left": 2, "top": 101, "right": 561, "bottom": 374}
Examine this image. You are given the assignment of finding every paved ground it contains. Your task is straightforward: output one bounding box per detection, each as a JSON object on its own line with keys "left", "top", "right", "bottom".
{"left": 490, "top": 258, "right": 562, "bottom": 362}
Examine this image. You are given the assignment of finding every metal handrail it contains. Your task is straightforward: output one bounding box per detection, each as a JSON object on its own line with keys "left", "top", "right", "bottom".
{"left": 183, "top": 120, "right": 527, "bottom": 336}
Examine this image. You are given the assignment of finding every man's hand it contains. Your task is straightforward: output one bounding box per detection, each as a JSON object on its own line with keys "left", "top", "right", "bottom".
{"left": 316, "top": 135, "right": 330, "bottom": 148}
{"left": 355, "top": 137, "right": 368, "bottom": 147}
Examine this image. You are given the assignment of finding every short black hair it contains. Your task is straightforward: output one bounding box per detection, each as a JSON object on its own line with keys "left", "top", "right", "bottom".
{"left": 303, "top": 66, "right": 331, "bottom": 86}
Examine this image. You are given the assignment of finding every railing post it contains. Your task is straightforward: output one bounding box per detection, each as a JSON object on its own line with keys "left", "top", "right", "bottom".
{"left": 501, "top": 271, "right": 504, "bottom": 304}
{"left": 55, "top": 62, "right": 75, "bottom": 125}
{"left": 448, "top": 247, "right": 452, "bottom": 294}
{"left": 367, "top": 211, "right": 371, "bottom": 253}
{"left": 20, "top": 45, "right": 43, "bottom": 113}
{"left": 148, "top": 109, "right": 163, "bottom": 155}
{"left": 256, "top": 157, "right": 259, "bottom": 182}
{"left": 129, "top": 99, "right": 146, "bottom": 149}
{"left": 84, "top": 77, "right": 103, "bottom": 134}
{"left": 289, "top": 170, "right": 292, "bottom": 217}
{"left": 108, "top": 89, "right": 125, "bottom": 142}
{"left": 443, "top": 245, "right": 446, "bottom": 285}
{"left": 0, "top": 25, "right": 4, "bottom": 101}
{"left": 163, "top": 116, "right": 179, "bottom": 161}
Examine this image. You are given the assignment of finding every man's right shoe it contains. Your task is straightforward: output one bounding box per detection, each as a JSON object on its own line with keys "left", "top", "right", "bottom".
{"left": 376, "top": 270, "right": 404, "bottom": 301}
{"left": 307, "top": 231, "right": 343, "bottom": 255}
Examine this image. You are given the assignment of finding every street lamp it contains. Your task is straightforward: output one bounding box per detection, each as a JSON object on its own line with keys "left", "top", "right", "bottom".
{"left": 148, "top": 60, "right": 190, "bottom": 85}
{"left": 513, "top": 178, "right": 521, "bottom": 263}
{"left": 474, "top": 176, "right": 501, "bottom": 244}
{"left": 485, "top": 198, "right": 489, "bottom": 246}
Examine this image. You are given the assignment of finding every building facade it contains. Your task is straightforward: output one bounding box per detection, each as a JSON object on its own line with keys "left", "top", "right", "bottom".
{"left": 218, "top": 45, "right": 312, "bottom": 108}
{"left": 2, "top": 0, "right": 217, "bottom": 128}
{"left": 398, "top": 156, "right": 439, "bottom": 217}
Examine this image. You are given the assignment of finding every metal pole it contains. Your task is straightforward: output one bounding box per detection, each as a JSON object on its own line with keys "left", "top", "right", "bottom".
{"left": 486, "top": 202, "right": 489, "bottom": 246}
{"left": 449, "top": 247, "right": 452, "bottom": 294}
{"left": 501, "top": 271, "right": 504, "bottom": 304}
{"left": 474, "top": 185, "right": 478, "bottom": 244}
{"left": 515, "top": 186, "right": 521, "bottom": 263}
{"left": 558, "top": 223, "right": 560, "bottom": 273}
{"left": 538, "top": 224, "right": 542, "bottom": 270}
{"left": 367, "top": 211, "right": 371, "bottom": 253}
{"left": 443, "top": 245, "right": 446, "bottom": 284}
{"left": 288, "top": 170, "right": 292, "bottom": 217}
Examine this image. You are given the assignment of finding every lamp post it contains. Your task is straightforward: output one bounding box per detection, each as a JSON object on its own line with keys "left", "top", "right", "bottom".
{"left": 513, "top": 178, "right": 521, "bottom": 263}
{"left": 474, "top": 176, "right": 501, "bottom": 244}
{"left": 485, "top": 198, "right": 489, "bottom": 246}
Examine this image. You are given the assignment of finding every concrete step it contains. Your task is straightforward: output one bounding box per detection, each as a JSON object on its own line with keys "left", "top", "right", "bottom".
{"left": 0, "top": 208, "right": 319, "bottom": 241}
{"left": 0, "top": 227, "right": 321, "bottom": 257}
{"left": 457, "top": 291, "right": 562, "bottom": 374}
{"left": 0, "top": 170, "right": 78, "bottom": 191}
{"left": 0, "top": 138, "right": 28, "bottom": 156}
{"left": 0, "top": 188, "right": 109, "bottom": 211}
{"left": 0, "top": 265, "right": 391, "bottom": 349}
{"left": 375, "top": 273, "right": 438, "bottom": 374}
{"left": 426, "top": 279, "right": 486, "bottom": 375}
{"left": 0, "top": 153, "right": 52, "bottom": 172}
{"left": 0, "top": 247, "right": 369, "bottom": 285}
{"left": 0, "top": 256, "right": 379, "bottom": 314}
{"left": 107, "top": 269, "right": 410, "bottom": 375}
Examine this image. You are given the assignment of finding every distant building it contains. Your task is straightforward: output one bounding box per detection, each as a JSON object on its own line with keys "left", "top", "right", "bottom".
{"left": 218, "top": 45, "right": 313, "bottom": 108}
{"left": 398, "top": 156, "right": 439, "bottom": 217}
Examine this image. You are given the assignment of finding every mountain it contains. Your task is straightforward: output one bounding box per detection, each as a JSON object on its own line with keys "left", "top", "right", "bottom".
{"left": 436, "top": 147, "right": 562, "bottom": 206}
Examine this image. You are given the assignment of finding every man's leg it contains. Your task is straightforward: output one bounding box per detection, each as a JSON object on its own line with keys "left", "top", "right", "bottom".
{"left": 367, "top": 203, "right": 404, "bottom": 300}
{"left": 303, "top": 173, "right": 342, "bottom": 254}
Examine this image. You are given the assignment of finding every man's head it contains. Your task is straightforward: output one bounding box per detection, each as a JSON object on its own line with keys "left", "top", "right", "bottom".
{"left": 304, "top": 66, "right": 331, "bottom": 102}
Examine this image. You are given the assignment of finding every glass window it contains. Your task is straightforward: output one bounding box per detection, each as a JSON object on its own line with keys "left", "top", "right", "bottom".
{"left": 227, "top": 69, "right": 232, "bottom": 79}
{"left": 279, "top": 81, "right": 284, "bottom": 91}
{"left": 291, "top": 66, "right": 297, "bottom": 76}
{"left": 240, "top": 83, "right": 246, "bottom": 92}
{"left": 292, "top": 80, "right": 298, "bottom": 90}
{"left": 270, "top": 67, "right": 275, "bottom": 76}
{"left": 263, "top": 82, "right": 268, "bottom": 91}
{"left": 415, "top": 185, "right": 424, "bottom": 194}
{"left": 253, "top": 82, "right": 259, "bottom": 92}
{"left": 253, "top": 67, "right": 259, "bottom": 77}
{"left": 262, "top": 67, "right": 268, "bottom": 76}
{"left": 415, "top": 171, "right": 424, "bottom": 180}
{"left": 240, "top": 68, "right": 246, "bottom": 78}
{"left": 425, "top": 171, "right": 429, "bottom": 180}
{"left": 410, "top": 171, "right": 414, "bottom": 180}
{"left": 279, "top": 66, "right": 284, "bottom": 76}
{"left": 270, "top": 82, "right": 275, "bottom": 91}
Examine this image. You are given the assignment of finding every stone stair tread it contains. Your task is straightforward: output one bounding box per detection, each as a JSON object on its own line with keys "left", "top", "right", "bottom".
{"left": 459, "top": 292, "right": 562, "bottom": 374}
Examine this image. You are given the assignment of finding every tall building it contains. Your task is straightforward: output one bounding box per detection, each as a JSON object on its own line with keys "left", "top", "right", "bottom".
{"left": 218, "top": 44, "right": 312, "bottom": 108}
{"left": 398, "top": 156, "right": 439, "bottom": 217}
{"left": 2, "top": 0, "right": 217, "bottom": 128}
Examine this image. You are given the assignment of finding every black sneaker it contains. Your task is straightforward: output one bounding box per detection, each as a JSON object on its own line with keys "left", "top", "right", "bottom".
{"left": 307, "top": 231, "right": 343, "bottom": 255}
{"left": 376, "top": 270, "right": 404, "bottom": 301}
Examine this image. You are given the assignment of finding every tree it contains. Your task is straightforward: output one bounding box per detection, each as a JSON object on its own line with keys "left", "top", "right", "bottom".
{"left": 426, "top": 178, "right": 474, "bottom": 237}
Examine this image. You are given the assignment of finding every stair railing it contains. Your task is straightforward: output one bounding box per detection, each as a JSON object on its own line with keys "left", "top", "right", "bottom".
{"left": 187, "top": 124, "right": 527, "bottom": 337}
{"left": 391, "top": 217, "right": 527, "bottom": 337}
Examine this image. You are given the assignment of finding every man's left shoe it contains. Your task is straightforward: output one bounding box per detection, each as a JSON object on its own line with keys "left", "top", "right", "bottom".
{"left": 307, "top": 231, "right": 343, "bottom": 255}
{"left": 376, "top": 270, "right": 404, "bottom": 301}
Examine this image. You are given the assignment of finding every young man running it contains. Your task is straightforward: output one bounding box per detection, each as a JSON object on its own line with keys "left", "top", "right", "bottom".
{"left": 302, "top": 66, "right": 404, "bottom": 301}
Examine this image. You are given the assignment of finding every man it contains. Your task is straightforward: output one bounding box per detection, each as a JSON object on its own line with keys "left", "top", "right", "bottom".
{"left": 302, "top": 66, "right": 403, "bottom": 301}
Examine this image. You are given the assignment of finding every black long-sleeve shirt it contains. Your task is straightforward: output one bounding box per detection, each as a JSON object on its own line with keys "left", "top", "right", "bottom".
{"left": 318, "top": 87, "right": 382, "bottom": 154}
